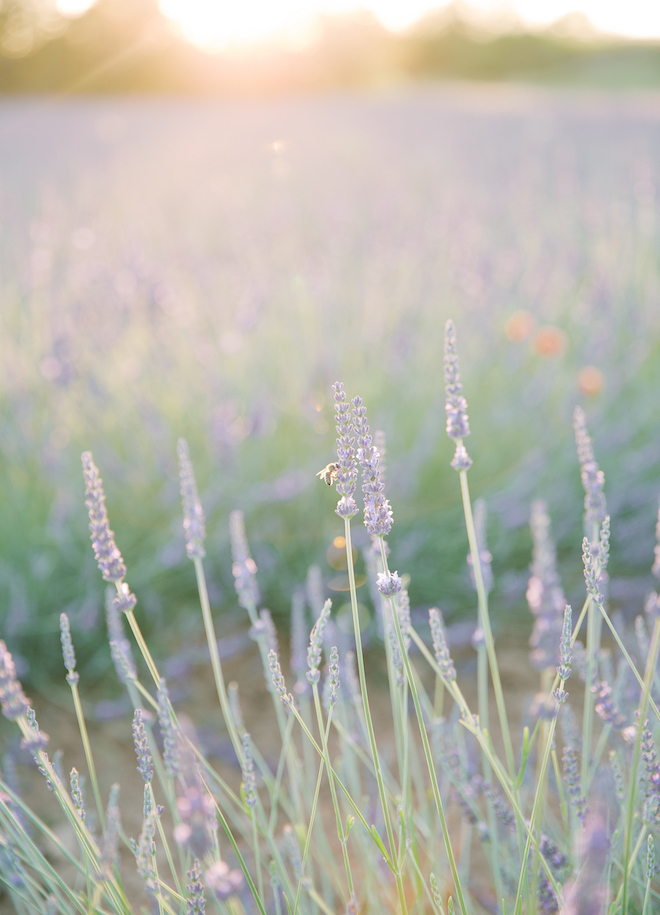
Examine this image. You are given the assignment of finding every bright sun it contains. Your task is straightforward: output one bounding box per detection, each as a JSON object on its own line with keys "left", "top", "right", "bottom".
{"left": 158, "top": 0, "right": 362, "bottom": 49}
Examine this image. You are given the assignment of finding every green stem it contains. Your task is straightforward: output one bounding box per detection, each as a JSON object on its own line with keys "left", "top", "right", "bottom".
{"left": 459, "top": 468, "right": 515, "bottom": 778}
{"left": 343, "top": 518, "right": 408, "bottom": 915}
{"left": 68, "top": 679, "right": 105, "bottom": 830}
{"left": 380, "top": 541, "right": 469, "bottom": 915}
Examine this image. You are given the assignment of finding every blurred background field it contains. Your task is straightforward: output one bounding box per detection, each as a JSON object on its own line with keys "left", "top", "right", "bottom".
{"left": 2, "top": 86, "right": 660, "bottom": 694}
{"left": 0, "top": 0, "right": 660, "bottom": 699}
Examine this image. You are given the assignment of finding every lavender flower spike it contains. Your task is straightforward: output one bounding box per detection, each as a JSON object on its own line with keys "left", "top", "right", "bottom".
{"left": 59, "top": 613, "right": 79, "bottom": 686}
{"left": 333, "top": 382, "right": 358, "bottom": 520}
{"left": 0, "top": 640, "right": 30, "bottom": 720}
{"left": 325, "top": 646, "right": 340, "bottom": 709}
{"left": 582, "top": 538, "right": 603, "bottom": 605}
{"left": 187, "top": 859, "right": 206, "bottom": 915}
{"left": 229, "top": 510, "right": 259, "bottom": 612}
{"left": 81, "top": 452, "right": 126, "bottom": 582}
{"left": 429, "top": 608, "right": 456, "bottom": 682}
{"left": 177, "top": 438, "right": 206, "bottom": 560}
{"left": 132, "top": 709, "right": 154, "bottom": 783}
{"left": 573, "top": 406, "right": 606, "bottom": 529}
{"left": 307, "top": 599, "right": 332, "bottom": 685}
{"left": 353, "top": 395, "right": 393, "bottom": 536}
{"left": 444, "top": 320, "right": 471, "bottom": 440}
{"left": 377, "top": 570, "right": 402, "bottom": 597}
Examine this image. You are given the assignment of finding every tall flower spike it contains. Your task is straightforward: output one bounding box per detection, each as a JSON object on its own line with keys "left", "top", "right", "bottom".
{"left": 240, "top": 733, "right": 257, "bottom": 809}
{"left": 187, "top": 859, "right": 206, "bottom": 915}
{"left": 229, "top": 510, "right": 259, "bottom": 611}
{"left": 333, "top": 382, "right": 358, "bottom": 520}
{"left": 0, "top": 640, "right": 30, "bottom": 720}
{"left": 132, "top": 709, "right": 154, "bottom": 783}
{"left": 307, "top": 599, "right": 332, "bottom": 685}
{"left": 177, "top": 438, "right": 206, "bottom": 560}
{"left": 444, "top": 320, "right": 473, "bottom": 473}
{"left": 353, "top": 395, "right": 393, "bottom": 536}
{"left": 157, "top": 679, "right": 179, "bottom": 778}
{"left": 59, "top": 613, "right": 79, "bottom": 686}
{"left": 429, "top": 608, "right": 456, "bottom": 682}
{"left": 527, "top": 500, "right": 566, "bottom": 671}
{"left": 324, "top": 646, "right": 340, "bottom": 709}
{"left": 81, "top": 452, "right": 126, "bottom": 582}
{"left": 573, "top": 406, "right": 607, "bottom": 529}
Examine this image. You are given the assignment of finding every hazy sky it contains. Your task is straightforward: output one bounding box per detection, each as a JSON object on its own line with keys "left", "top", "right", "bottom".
{"left": 56, "top": 0, "right": 660, "bottom": 48}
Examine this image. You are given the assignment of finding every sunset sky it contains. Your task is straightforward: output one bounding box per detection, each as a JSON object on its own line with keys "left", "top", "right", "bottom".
{"left": 55, "top": 0, "right": 660, "bottom": 49}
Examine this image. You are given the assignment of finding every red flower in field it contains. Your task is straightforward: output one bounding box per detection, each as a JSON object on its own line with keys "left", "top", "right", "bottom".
{"left": 532, "top": 326, "right": 566, "bottom": 357}
{"left": 577, "top": 366, "right": 605, "bottom": 397}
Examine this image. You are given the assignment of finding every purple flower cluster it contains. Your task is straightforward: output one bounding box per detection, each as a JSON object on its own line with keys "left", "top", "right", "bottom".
{"left": 157, "top": 679, "right": 179, "bottom": 778}
{"left": 0, "top": 641, "right": 30, "bottom": 721}
{"left": 562, "top": 744, "right": 587, "bottom": 826}
{"left": 527, "top": 500, "right": 566, "bottom": 671}
{"left": 229, "top": 510, "right": 260, "bottom": 612}
{"left": 186, "top": 859, "right": 206, "bottom": 915}
{"left": 307, "top": 599, "right": 332, "bottom": 685}
{"left": 177, "top": 438, "right": 207, "bottom": 560}
{"left": 377, "top": 570, "right": 402, "bottom": 597}
{"left": 132, "top": 709, "right": 154, "bottom": 783}
{"left": 429, "top": 607, "right": 456, "bottom": 682}
{"left": 174, "top": 782, "right": 216, "bottom": 859}
{"left": 573, "top": 407, "right": 607, "bottom": 529}
{"left": 241, "top": 732, "right": 257, "bottom": 809}
{"left": 59, "top": 613, "right": 79, "bottom": 686}
{"left": 205, "top": 859, "right": 243, "bottom": 901}
{"left": 641, "top": 725, "right": 660, "bottom": 798}
{"left": 562, "top": 812, "right": 610, "bottom": 915}
{"left": 81, "top": 452, "right": 127, "bottom": 583}
{"left": 443, "top": 320, "right": 471, "bottom": 441}
{"left": 591, "top": 681, "right": 626, "bottom": 731}
{"left": 69, "top": 768, "right": 85, "bottom": 822}
{"left": 353, "top": 396, "right": 393, "bottom": 536}
{"left": 332, "top": 382, "right": 358, "bottom": 520}
{"left": 324, "top": 645, "right": 340, "bottom": 708}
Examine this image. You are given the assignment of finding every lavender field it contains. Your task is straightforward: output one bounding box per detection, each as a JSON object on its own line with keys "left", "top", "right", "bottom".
{"left": 1, "top": 86, "right": 660, "bottom": 682}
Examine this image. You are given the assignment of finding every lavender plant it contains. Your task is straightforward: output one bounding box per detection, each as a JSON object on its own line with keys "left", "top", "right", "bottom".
{"left": 3, "top": 322, "right": 660, "bottom": 915}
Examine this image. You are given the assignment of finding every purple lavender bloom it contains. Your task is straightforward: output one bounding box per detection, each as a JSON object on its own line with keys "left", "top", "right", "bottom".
{"left": 429, "top": 608, "right": 456, "bottom": 682}
{"left": 332, "top": 382, "right": 358, "bottom": 520}
{"left": 109, "top": 639, "right": 137, "bottom": 683}
{"left": 174, "top": 783, "right": 215, "bottom": 859}
{"left": 555, "top": 604, "right": 573, "bottom": 684}
{"left": 562, "top": 812, "right": 610, "bottom": 915}
{"left": 241, "top": 733, "right": 257, "bottom": 809}
{"left": 353, "top": 396, "right": 393, "bottom": 536}
{"left": 21, "top": 707, "right": 49, "bottom": 754}
{"left": 81, "top": 452, "right": 126, "bottom": 582}
{"left": 59, "top": 613, "right": 79, "bottom": 686}
{"left": 592, "top": 681, "right": 626, "bottom": 730}
{"left": 450, "top": 444, "right": 472, "bottom": 472}
{"left": 443, "top": 320, "right": 471, "bottom": 441}
{"left": 527, "top": 500, "right": 566, "bottom": 671}
{"left": 70, "top": 768, "right": 86, "bottom": 822}
{"left": 307, "top": 599, "right": 332, "bottom": 685}
{"left": 269, "top": 649, "right": 294, "bottom": 708}
{"left": 177, "top": 438, "right": 207, "bottom": 560}
{"left": 562, "top": 744, "right": 587, "bottom": 826}
{"left": 0, "top": 641, "right": 30, "bottom": 720}
{"left": 583, "top": 538, "right": 603, "bottom": 605}
{"left": 641, "top": 726, "right": 660, "bottom": 798}
{"left": 132, "top": 709, "right": 153, "bottom": 783}
{"left": 204, "top": 859, "right": 243, "bottom": 901}
{"left": 157, "top": 679, "right": 179, "bottom": 778}
{"left": 377, "top": 571, "right": 402, "bottom": 597}
{"left": 573, "top": 407, "right": 607, "bottom": 529}
{"left": 648, "top": 834, "right": 655, "bottom": 880}
{"left": 101, "top": 784, "right": 121, "bottom": 878}
{"left": 229, "top": 510, "right": 259, "bottom": 611}
{"left": 187, "top": 859, "right": 206, "bottom": 915}
{"left": 324, "top": 646, "right": 340, "bottom": 709}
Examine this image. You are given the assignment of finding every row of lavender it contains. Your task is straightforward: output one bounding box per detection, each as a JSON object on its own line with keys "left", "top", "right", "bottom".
{"left": 1, "top": 321, "right": 659, "bottom": 914}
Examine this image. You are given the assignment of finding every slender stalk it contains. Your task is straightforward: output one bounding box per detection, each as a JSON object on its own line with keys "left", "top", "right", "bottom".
{"left": 193, "top": 555, "right": 244, "bottom": 763}
{"left": 380, "top": 541, "right": 469, "bottom": 915}
{"left": 459, "top": 468, "right": 515, "bottom": 777}
{"left": 68, "top": 680, "right": 105, "bottom": 830}
{"left": 343, "top": 518, "right": 408, "bottom": 915}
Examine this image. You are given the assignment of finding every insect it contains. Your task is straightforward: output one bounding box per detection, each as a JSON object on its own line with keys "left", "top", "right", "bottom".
{"left": 316, "top": 462, "right": 340, "bottom": 486}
